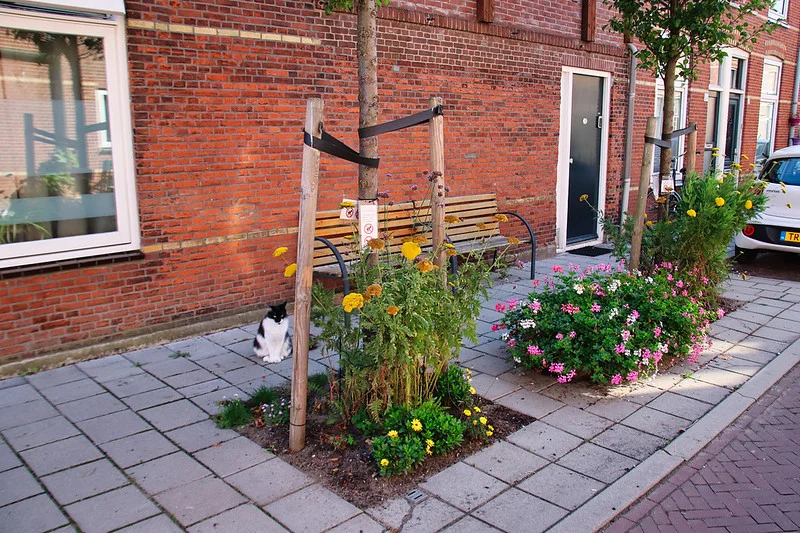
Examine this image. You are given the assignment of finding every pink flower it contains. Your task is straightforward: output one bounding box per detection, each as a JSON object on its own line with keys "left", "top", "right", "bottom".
{"left": 717, "top": 308, "right": 725, "bottom": 319}
{"left": 621, "top": 330, "right": 631, "bottom": 342}
{"left": 590, "top": 303, "right": 601, "bottom": 312}
{"left": 552, "top": 265, "right": 564, "bottom": 273}
{"left": 527, "top": 345, "right": 543, "bottom": 355}
{"left": 549, "top": 362, "right": 565, "bottom": 374}
{"left": 495, "top": 302, "right": 507, "bottom": 312}
{"left": 653, "top": 326, "right": 661, "bottom": 338}
{"left": 610, "top": 374, "right": 622, "bottom": 385}
{"left": 676, "top": 280, "right": 684, "bottom": 288}
{"left": 614, "top": 342, "right": 626, "bottom": 354}
{"left": 702, "top": 276, "right": 709, "bottom": 285}
{"left": 626, "top": 371, "right": 639, "bottom": 383}
{"left": 558, "top": 370, "right": 576, "bottom": 384}
{"left": 491, "top": 324, "right": 504, "bottom": 331}
{"left": 569, "top": 331, "right": 576, "bottom": 339}
{"left": 528, "top": 301, "right": 542, "bottom": 312}
{"left": 631, "top": 310, "right": 640, "bottom": 320}
{"left": 541, "top": 358, "right": 548, "bottom": 367}
{"left": 506, "top": 339, "right": 516, "bottom": 348}
{"left": 533, "top": 279, "right": 541, "bottom": 288}
{"left": 555, "top": 333, "right": 564, "bottom": 340}
{"left": 561, "top": 303, "right": 580, "bottom": 315}
{"left": 507, "top": 298, "right": 519, "bottom": 309}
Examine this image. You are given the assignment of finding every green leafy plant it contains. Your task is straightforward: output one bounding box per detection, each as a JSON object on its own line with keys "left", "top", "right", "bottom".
{"left": 327, "top": 434, "right": 356, "bottom": 450}
{"left": 433, "top": 364, "right": 475, "bottom": 409}
{"left": 308, "top": 372, "right": 330, "bottom": 394}
{"left": 261, "top": 396, "right": 290, "bottom": 427}
{"left": 461, "top": 405, "right": 494, "bottom": 440}
{"left": 247, "top": 384, "right": 278, "bottom": 407}
{"left": 215, "top": 396, "right": 252, "bottom": 429}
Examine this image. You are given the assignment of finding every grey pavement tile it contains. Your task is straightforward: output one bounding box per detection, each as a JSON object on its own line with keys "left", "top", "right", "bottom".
{"left": 0, "top": 376, "right": 26, "bottom": 390}
{"left": 471, "top": 339, "right": 506, "bottom": 358}
{"left": 541, "top": 405, "right": 613, "bottom": 439}
{"left": 506, "top": 420, "right": 583, "bottom": 461}
{"left": 463, "top": 372, "right": 520, "bottom": 401}
{"left": 494, "top": 369, "right": 541, "bottom": 389}
{"left": 76, "top": 409, "right": 152, "bottom": 444}
{"left": 143, "top": 357, "right": 201, "bottom": 379}
{"left": 127, "top": 451, "right": 211, "bottom": 494}
{"left": 187, "top": 504, "right": 288, "bottom": 533}
{"left": 269, "top": 357, "right": 330, "bottom": 381}
{"left": 723, "top": 344, "right": 780, "bottom": 364}
{"left": 0, "top": 493, "right": 69, "bottom": 533}
{"left": 621, "top": 405, "right": 689, "bottom": 440}
{"left": 193, "top": 436, "right": 273, "bottom": 478}
{"left": 725, "top": 308, "right": 775, "bottom": 324}
{"left": 167, "top": 337, "right": 232, "bottom": 360}
{"left": 584, "top": 397, "right": 641, "bottom": 422}
{"left": 364, "top": 497, "right": 412, "bottom": 530}
{"left": 463, "top": 440, "right": 548, "bottom": 484}
{"left": 20, "top": 434, "right": 103, "bottom": 476}
{"left": 58, "top": 392, "right": 129, "bottom": 423}
{"left": 647, "top": 390, "right": 715, "bottom": 422}
{"left": 0, "top": 441, "right": 21, "bottom": 472}
{"left": 439, "top": 516, "right": 504, "bottom": 533}
{"left": 218, "top": 365, "right": 275, "bottom": 386}
{"left": 204, "top": 327, "right": 252, "bottom": 347}
{"left": 765, "top": 316, "right": 799, "bottom": 332}
{"left": 238, "top": 374, "right": 291, "bottom": 395}
{"left": 191, "top": 386, "right": 246, "bottom": 415}
{"left": 178, "top": 378, "right": 232, "bottom": 398}
{"left": 751, "top": 325, "right": 800, "bottom": 343}
{"left": 65, "top": 485, "right": 160, "bottom": 533}
{"left": 473, "top": 488, "right": 567, "bottom": 533}
{"left": 195, "top": 353, "right": 255, "bottom": 375}
{"left": 495, "top": 389, "right": 563, "bottom": 418}
{"left": 139, "top": 399, "right": 209, "bottom": 432}
{"left": 163, "top": 368, "right": 218, "bottom": 390}
{"left": 712, "top": 328, "right": 750, "bottom": 344}
{"left": 154, "top": 475, "right": 247, "bottom": 527}
{"left": 116, "top": 514, "right": 184, "bottom": 533}
{"left": 670, "top": 377, "right": 731, "bottom": 405}
{"left": 105, "top": 373, "right": 165, "bottom": 399}
{"left": 517, "top": 463, "right": 605, "bottom": 510}
{"left": 0, "top": 383, "right": 43, "bottom": 408}
{"left": 0, "top": 398, "right": 59, "bottom": 430}
{"left": 165, "top": 419, "right": 239, "bottom": 453}
{"left": 384, "top": 496, "right": 463, "bottom": 533}
{"left": 737, "top": 336, "right": 790, "bottom": 355}
{"left": 537, "top": 381, "right": 608, "bottom": 408}
{"left": 41, "top": 459, "right": 129, "bottom": 505}
{"left": 123, "top": 346, "right": 178, "bottom": 365}
{"left": 708, "top": 355, "right": 763, "bottom": 376}
{"left": 644, "top": 371, "right": 683, "bottom": 391}
{"left": 714, "top": 316, "right": 761, "bottom": 334}
{"left": 0, "top": 466, "right": 44, "bottom": 506}
{"left": 26, "top": 366, "right": 88, "bottom": 390}
{"left": 122, "top": 387, "right": 185, "bottom": 412}
{"left": 455, "top": 346, "right": 486, "bottom": 364}
{"left": 264, "top": 484, "right": 361, "bottom": 533}
{"left": 2, "top": 415, "right": 79, "bottom": 452}
{"left": 78, "top": 356, "right": 145, "bottom": 383}
{"left": 420, "top": 462, "right": 508, "bottom": 512}
{"left": 591, "top": 424, "right": 667, "bottom": 461}
{"left": 556, "top": 442, "right": 638, "bottom": 484}
{"left": 226, "top": 339, "right": 257, "bottom": 357}
{"left": 621, "top": 384, "right": 665, "bottom": 405}
{"left": 777, "top": 308, "right": 800, "bottom": 321}
{"left": 100, "top": 430, "right": 179, "bottom": 469}
{"left": 691, "top": 366, "right": 750, "bottom": 389}
{"left": 37, "top": 378, "right": 105, "bottom": 405}
{"left": 325, "top": 513, "right": 384, "bottom": 533}
{"left": 463, "top": 355, "right": 515, "bottom": 377}
{"left": 225, "top": 458, "right": 313, "bottom": 505}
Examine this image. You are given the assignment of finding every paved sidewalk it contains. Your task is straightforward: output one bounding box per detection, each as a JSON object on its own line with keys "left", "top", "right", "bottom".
{"left": 0, "top": 251, "right": 798, "bottom": 532}
{"left": 606, "top": 362, "right": 800, "bottom": 533}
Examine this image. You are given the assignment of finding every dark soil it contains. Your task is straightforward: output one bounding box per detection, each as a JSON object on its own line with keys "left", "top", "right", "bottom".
{"left": 239, "top": 396, "right": 534, "bottom": 509}
{"left": 730, "top": 250, "right": 800, "bottom": 282}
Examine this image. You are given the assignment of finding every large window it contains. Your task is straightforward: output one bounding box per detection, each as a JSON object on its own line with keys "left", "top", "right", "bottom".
{"left": 0, "top": 2, "right": 138, "bottom": 269}
{"left": 704, "top": 51, "right": 748, "bottom": 174}
{"left": 770, "top": 0, "right": 789, "bottom": 20}
{"left": 757, "top": 59, "right": 782, "bottom": 171}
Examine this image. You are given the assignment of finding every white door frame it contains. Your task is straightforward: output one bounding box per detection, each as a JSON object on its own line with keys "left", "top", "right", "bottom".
{"left": 556, "top": 67, "right": 612, "bottom": 252}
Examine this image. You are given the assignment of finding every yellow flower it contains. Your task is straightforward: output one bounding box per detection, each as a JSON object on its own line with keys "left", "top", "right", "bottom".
{"left": 493, "top": 213, "right": 509, "bottom": 223}
{"left": 645, "top": 221, "right": 653, "bottom": 227}
{"left": 411, "top": 235, "right": 428, "bottom": 244}
{"left": 742, "top": 273, "right": 747, "bottom": 280}
{"left": 479, "top": 416, "right": 487, "bottom": 425}
{"left": 473, "top": 420, "right": 478, "bottom": 425}
{"left": 486, "top": 430, "right": 493, "bottom": 437}
{"left": 386, "top": 305, "right": 399, "bottom": 316}
{"left": 401, "top": 241, "right": 422, "bottom": 261}
{"left": 473, "top": 407, "right": 480, "bottom": 412}
{"left": 444, "top": 242, "right": 455, "bottom": 249}
{"left": 465, "top": 368, "right": 472, "bottom": 375}
{"left": 731, "top": 163, "right": 742, "bottom": 171}
{"left": 469, "top": 386, "right": 476, "bottom": 394}
{"left": 749, "top": 163, "right": 756, "bottom": 168}
{"left": 745, "top": 200, "right": 753, "bottom": 210}
{"left": 488, "top": 425, "right": 494, "bottom": 431}
{"left": 340, "top": 200, "right": 356, "bottom": 208}
{"left": 272, "top": 246, "right": 289, "bottom": 258}
{"left": 446, "top": 249, "right": 458, "bottom": 257}
{"left": 506, "top": 237, "right": 521, "bottom": 245}
{"left": 476, "top": 222, "right": 488, "bottom": 230}
{"left": 686, "top": 209, "right": 697, "bottom": 217}
{"left": 426, "top": 439, "right": 434, "bottom": 448}
{"left": 579, "top": 194, "right": 589, "bottom": 202}
{"left": 367, "top": 238, "right": 385, "bottom": 250}
{"left": 380, "top": 458, "right": 389, "bottom": 467}
{"left": 715, "top": 197, "right": 725, "bottom": 207}
{"left": 735, "top": 191, "right": 741, "bottom": 195}
{"left": 387, "top": 430, "right": 398, "bottom": 439}
{"left": 342, "top": 292, "right": 365, "bottom": 313}
{"left": 411, "top": 419, "right": 422, "bottom": 432}
{"left": 444, "top": 215, "right": 462, "bottom": 224}
{"left": 664, "top": 186, "right": 673, "bottom": 192}
{"left": 284, "top": 263, "right": 297, "bottom": 277}
{"left": 365, "top": 284, "right": 382, "bottom": 298}
{"left": 416, "top": 260, "right": 435, "bottom": 273}
{"left": 716, "top": 178, "right": 724, "bottom": 184}
{"left": 656, "top": 196, "right": 667, "bottom": 204}
{"left": 741, "top": 154, "right": 749, "bottom": 160}
{"left": 463, "top": 409, "right": 472, "bottom": 417}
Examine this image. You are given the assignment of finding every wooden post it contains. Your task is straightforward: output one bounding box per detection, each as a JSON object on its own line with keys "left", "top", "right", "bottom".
{"left": 630, "top": 117, "right": 658, "bottom": 271}
{"left": 477, "top": 0, "right": 494, "bottom": 22}
{"left": 289, "top": 99, "right": 323, "bottom": 453}
{"left": 429, "top": 96, "right": 446, "bottom": 276}
{"left": 685, "top": 121, "right": 697, "bottom": 175}
{"left": 581, "top": 0, "right": 596, "bottom": 42}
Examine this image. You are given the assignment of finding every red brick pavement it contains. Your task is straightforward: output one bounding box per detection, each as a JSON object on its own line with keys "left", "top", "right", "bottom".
{"left": 606, "top": 364, "right": 800, "bottom": 533}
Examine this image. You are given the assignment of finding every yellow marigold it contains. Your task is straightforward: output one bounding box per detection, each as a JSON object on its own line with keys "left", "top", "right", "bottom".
{"left": 488, "top": 425, "right": 494, "bottom": 431}
{"left": 411, "top": 234, "right": 428, "bottom": 244}
{"left": 444, "top": 242, "right": 455, "bottom": 249}
{"left": 342, "top": 292, "right": 365, "bottom": 313}
{"left": 476, "top": 222, "right": 488, "bottom": 230}
{"left": 365, "top": 284, "right": 382, "bottom": 298}
{"left": 284, "top": 263, "right": 297, "bottom": 277}
{"left": 473, "top": 406, "right": 480, "bottom": 412}
{"left": 745, "top": 200, "right": 753, "bottom": 210}
{"left": 469, "top": 386, "right": 476, "bottom": 394}
{"left": 731, "top": 163, "right": 742, "bottom": 171}
{"left": 387, "top": 430, "right": 398, "bottom": 439}
{"left": 506, "top": 237, "right": 521, "bottom": 245}
{"left": 416, "top": 260, "right": 435, "bottom": 273}
{"left": 401, "top": 241, "right": 422, "bottom": 261}
{"left": 426, "top": 439, "right": 434, "bottom": 448}
{"left": 646, "top": 221, "right": 654, "bottom": 227}
{"left": 411, "top": 419, "right": 423, "bottom": 432}
{"left": 446, "top": 249, "right": 458, "bottom": 257}
{"left": 715, "top": 197, "right": 725, "bottom": 207}
{"left": 656, "top": 196, "right": 667, "bottom": 204}
{"left": 479, "top": 416, "right": 487, "bottom": 425}
{"left": 367, "top": 238, "right": 385, "bottom": 250}
{"left": 716, "top": 178, "right": 724, "bottom": 184}
{"left": 272, "top": 246, "right": 289, "bottom": 258}
{"left": 386, "top": 305, "right": 399, "bottom": 316}
{"left": 686, "top": 209, "right": 697, "bottom": 217}
{"left": 493, "top": 213, "right": 509, "bottom": 223}
{"left": 444, "top": 215, "right": 462, "bottom": 224}
{"left": 463, "top": 409, "right": 472, "bottom": 417}
{"left": 486, "top": 430, "right": 493, "bottom": 437}
{"left": 380, "top": 458, "right": 389, "bottom": 467}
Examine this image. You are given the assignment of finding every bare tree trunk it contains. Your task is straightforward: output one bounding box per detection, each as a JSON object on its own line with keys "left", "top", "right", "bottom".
{"left": 658, "top": 54, "right": 679, "bottom": 198}
{"left": 356, "top": 0, "right": 378, "bottom": 202}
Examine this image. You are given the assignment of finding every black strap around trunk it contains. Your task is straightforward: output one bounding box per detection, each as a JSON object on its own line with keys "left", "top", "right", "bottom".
{"left": 303, "top": 130, "right": 380, "bottom": 168}
{"left": 358, "top": 105, "right": 444, "bottom": 139}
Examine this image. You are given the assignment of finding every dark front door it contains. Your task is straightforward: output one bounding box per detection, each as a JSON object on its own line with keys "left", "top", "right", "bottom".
{"left": 724, "top": 94, "right": 741, "bottom": 170}
{"left": 567, "top": 74, "right": 604, "bottom": 244}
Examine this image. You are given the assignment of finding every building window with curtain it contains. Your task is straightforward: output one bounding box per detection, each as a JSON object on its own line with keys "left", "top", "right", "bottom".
{"left": 757, "top": 59, "right": 782, "bottom": 172}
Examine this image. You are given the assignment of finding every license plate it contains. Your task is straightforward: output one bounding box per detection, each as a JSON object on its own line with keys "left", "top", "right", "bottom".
{"left": 780, "top": 231, "right": 800, "bottom": 243}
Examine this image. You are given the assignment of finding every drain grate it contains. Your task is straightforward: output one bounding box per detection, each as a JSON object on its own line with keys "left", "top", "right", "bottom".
{"left": 405, "top": 488, "right": 428, "bottom": 504}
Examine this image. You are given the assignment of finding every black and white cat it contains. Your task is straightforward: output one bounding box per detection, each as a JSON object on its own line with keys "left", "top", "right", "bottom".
{"left": 253, "top": 302, "right": 293, "bottom": 363}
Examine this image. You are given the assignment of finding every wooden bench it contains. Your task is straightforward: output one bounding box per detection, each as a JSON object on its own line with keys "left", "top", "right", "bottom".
{"left": 313, "top": 193, "right": 536, "bottom": 293}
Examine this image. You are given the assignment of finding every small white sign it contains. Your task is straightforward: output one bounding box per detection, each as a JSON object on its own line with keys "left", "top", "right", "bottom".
{"left": 359, "top": 200, "right": 379, "bottom": 248}
{"left": 660, "top": 178, "right": 675, "bottom": 197}
{"left": 339, "top": 199, "right": 358, "bottom": 221}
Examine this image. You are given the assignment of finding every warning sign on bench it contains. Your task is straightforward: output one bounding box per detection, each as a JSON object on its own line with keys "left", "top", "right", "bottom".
{"left": 359, "top": 199, "right": 378, "bottom": 248}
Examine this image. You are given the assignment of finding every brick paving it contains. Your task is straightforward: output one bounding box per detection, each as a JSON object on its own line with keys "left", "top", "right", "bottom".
{"left": 607, "top": 364, "right": 800, "bottom": 533}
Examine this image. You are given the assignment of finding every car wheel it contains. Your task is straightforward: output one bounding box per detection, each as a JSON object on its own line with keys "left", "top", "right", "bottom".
{"left": 734, "top": 246, "right": 758, "bottom": 264}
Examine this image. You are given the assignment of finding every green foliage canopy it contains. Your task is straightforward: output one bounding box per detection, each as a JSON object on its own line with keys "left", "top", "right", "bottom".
{"left": 320, "top": 0, "right": 390, "bottom": 15}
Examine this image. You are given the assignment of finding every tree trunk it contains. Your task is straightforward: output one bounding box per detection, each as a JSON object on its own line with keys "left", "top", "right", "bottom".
{"left": 658, "top": 54, "right": 679, "bottom": 197}
{"left": 356, "top": 0, "right": 378, "bottom": 202}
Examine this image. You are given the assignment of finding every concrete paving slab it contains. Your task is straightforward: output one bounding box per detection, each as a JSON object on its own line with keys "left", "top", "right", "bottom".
{"left": 58, "top": 392, "right": 129, "bottom": 422}
{"left": 670, "top": 377, "right": 732, "bottom": 404}
{"left": 0, "top": 440, "right": 21, "bottom": 472}
{"left": 2, "top": 415, "right": 80, "bottom": 451}
{"left": 178, "top": 377, "right": 232, "bottom": 398}
{"left": 0, "top": 465, "right": 44, "bottom": 506}
{"left": 127, "top": 451, "right": 211, "bottom": 494}
{"left": 537, "top": 382, "right": 610, "bottom": 409}
{"left": 584, "top": 397, "right": 641, "bottom": 422}
{"left": 737, "top": 335, "right": 791, "bottom": 355}
{"left": 463, "top": 440, "right": 548, "bottom": 484}
{"left": 264, "top": 484, "right": 361, "bottom": 533}
{"left": 99, "top": 430, "right": 179, "bottom": 468}
{"left": 708, "top": 355, "right": 763, "bottom": 376}
{"left": 506, "top": 420, "right": 583, "bottom": 461}
{"left": 41, "top": 458, "right": 128, "bottom": 505}
{"left": 471, "top": 339, "right": 507, "bottom": 358}
{"left": 122, "top": 386, "right": 185, "bottom": 412}
{"left": 164, "top": 419, "right": 239, "bottom": 453}
{"left": 557, "top": 442, "right": 639, "bottom": 484}
{"left": 25, "top": 366, "right": 87, "bottom": 390}
{"left": 191, "top": 385, "right": 246, "bottom": 415}
{"left": 591, "top": 424, "right": 667, "bottom": 461}
{"left": 228, "top": 339, "right": 258, "bottom": 357}
{"left": 473, "top": 487, "right": 567, "bottom": 533}
{"left": 193, "top": 435, "right": 273, "bottom": 478}
{"left": 495, "top": 389, "right": 564, "bottom": 418}
{"left": 155, "top": 475, "right": 247, "bottom": 527}
{"left": 237, "top": 374, "right": 291, "bottom": 395}
{"left": 204, "top": 327, "right": 252, "bottom": 347}
{"left": 37, "top": 378, "right": 105, "bottom": 405}
{"left": 64, "top": 484, "right": 160, "bottom": 533}
{"left": 463, "top": 355, "right": 515, "bottom": 377}
{"left": 78, "top": 357, "right": 144, "bottom": 383}
{"left": 0, "top": 376, "right": 26, "bottom": 390}
{"left": 368, "top": 495, "right": 463, "bottom": 533}
{"left": 725, "top": 308, "right": 775, "bottom": 325}
{"left": 167, "top": 337, "right": 231, "bottom": 360}
{"left": 517, "top": 462, "right": 605, "bottom": 510}
{"left": 751, "top": 325, "right": 800, "bottom": 343}
{"left": 20, "top": 434, "right": 103, "bottom": 476}
{"left": 692, "top": 366, "right": 751, "bottom": 389}
{"left": 647, "top": 390, "right": 715, "bottom": 422}
{"left": 139, "top": 399, "right": 209, "bottom": 432}
{"left": 225, "top": 458, "right": 313, "bottom": 506}
{"left": 0, "top": 383, "right": 43, "bottom": 408}
{"left": 143, "top": 357, "right": 201, "bottom": 379}
{"left": 0, "top": 493, "right": 69, "bottom": 533}
{"left": 470, "top": 372, "right": 520, "bottom": 401}
{"left": 0, "top": 398, "right": 60, "bottom": 430}
{"left": 76, "top": 409, "right": 152, "bottom": 444}
{"left": 162, "top": 368, "right": 217, "bottom": 390}
{"left": 217, "top": 365, "right": 274, "bottom": 386}
{"left": 187, "top": 504, "right": 288, "bottom": 533}
{"left": 620, "top": 405, "right": 689, "bottom": 440}
{"left": 195, "top": 352, "right": 255, "bottom": 375}
{"left": 619, "top": 384, "right": 664, "bottom": 406}
{"left": 455, "top": 346, "right": 486, "bottom": 364}
{"left": 714, "top": 316, "right": 761, "bottom": 334}
{"left": 105, "top": 373, "right": 165, "bottom": 398}
{"left": 439, "top": 516, "right": 503, "bottom": 532}
{"left": 541, "top": 405, "right": 613, "bottom": 439}
{"left": 420, "top": 462, "right": 508, "bottom": 512}
{"left": 712, "top": 327, "right": 750, "bottom": 344}
{"left": 123, "top": 346, "right": 178, "bottom": 365}
{"left": 116, "top": 514, "right": 184, "bottom": 533}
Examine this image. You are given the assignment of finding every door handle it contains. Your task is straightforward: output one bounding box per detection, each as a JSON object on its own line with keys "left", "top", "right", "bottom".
{"left": 569, "top": 158, "right": 574, "bottom": 164}
{"left": 596, "top": 115, "right": 603, "bottom": 129}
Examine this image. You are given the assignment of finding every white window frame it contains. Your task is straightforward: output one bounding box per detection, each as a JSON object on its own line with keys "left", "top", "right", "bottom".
{"left": 709, "top": 48, "right": 749, "bottom": 174}
{"left": 0, "top": 5, "right": 139, "bottom": 269}
{"left": 95, "top": 88, "right": 112, "bottom": 149}
{"left": 757, "top": 58, "right": 782, "bottom": 172}
{"left": 652, "top": 77, "right": 688, "bottom": 194}
{"left": 769, "top": 0, "right": 789, "bottom": 20}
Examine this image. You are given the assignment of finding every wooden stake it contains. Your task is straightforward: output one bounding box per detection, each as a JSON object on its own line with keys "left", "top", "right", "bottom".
{"left": 429, "top": 96, "right": 446, "bottom": 277}
{"left": 289, "top": 98, "right": 323, "bottom": 453}
{"left": 630, "top": 117, "right": 657, "bottom": 271}
{"left": 685, "top": 122, "right": 697, "bottom": 175}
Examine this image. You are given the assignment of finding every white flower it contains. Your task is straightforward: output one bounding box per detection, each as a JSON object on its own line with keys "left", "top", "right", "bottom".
{"left": 501, "top": 333, "right": 509, "bottom": 341}
{"left": 609, "top": 308, "right": 619, "bottom": 319}
{"left": 519, "top": 319, "right": 537, "bottom": 329}
{"left": 645, "top": 277, "right": 654, "bottom": 284}
{"left": 658, "top": 342, "right": 669, "bottom": 353}
{"left": 608, "top": 280, "right": 621, "bottom": 293}
{"left": 573, "top": 284, "right": 585, "bottom": 295}
{"left": 513, "top": 357, "right": 521, "bottom": 363}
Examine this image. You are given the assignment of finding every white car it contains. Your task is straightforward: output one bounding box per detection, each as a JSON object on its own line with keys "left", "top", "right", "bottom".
{"left": 735, "top": 145, "right": 800, "bottom": 262}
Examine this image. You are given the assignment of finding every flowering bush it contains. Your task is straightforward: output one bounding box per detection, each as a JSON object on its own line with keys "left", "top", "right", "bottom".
{"left": 500, "top": 263, "right": 717, "bottom": 384}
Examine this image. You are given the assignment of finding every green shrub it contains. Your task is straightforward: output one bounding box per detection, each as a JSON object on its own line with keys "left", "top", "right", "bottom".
{"left": 261, "top": 396, "right": 290, "bottom": 426}
{"left": 247, "top": 385, "right": 278, "bottom": 407}
{"left": 371, "top": 434, "right": 426, "bottom": 477}
{"left": 433, "top": 364, "right": 475, "bottom": 408}
{"left": 215, "top": 397, "right": 252, "bottom": 428}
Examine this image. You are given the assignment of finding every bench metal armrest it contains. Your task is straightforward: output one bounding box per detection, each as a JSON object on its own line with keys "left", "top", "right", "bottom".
{"left": 499, "top": 211, "right": 536, "bottom": 280}
{"left": 313, "top": 236, "right": 351, "bottom": 296}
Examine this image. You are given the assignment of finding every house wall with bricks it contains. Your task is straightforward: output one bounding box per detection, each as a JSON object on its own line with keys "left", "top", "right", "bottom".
{"left": 0, "top": 0, "right": 797, "bottom": 365}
